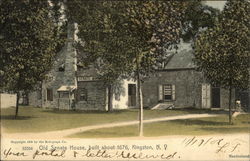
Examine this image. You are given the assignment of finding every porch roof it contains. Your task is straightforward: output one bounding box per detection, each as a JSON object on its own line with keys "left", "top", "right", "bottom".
{"left": 57, "top": 85, "right": 76, "bottom": 92}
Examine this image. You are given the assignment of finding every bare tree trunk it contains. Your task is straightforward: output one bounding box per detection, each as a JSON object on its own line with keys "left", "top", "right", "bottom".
{"left": 15, "top": 92, "right": 20, "bottom": 119}
{"left": 136, "top": 55, "right": 143, "bottom": 137}
{"left": 229, "top": 86, "right": 232, "bottom": 124}
{"left": 137, "top": 80, "right": 143, "bottom": 137}
{"left": 108, "top": 84, "right": 113, "bottom": 112}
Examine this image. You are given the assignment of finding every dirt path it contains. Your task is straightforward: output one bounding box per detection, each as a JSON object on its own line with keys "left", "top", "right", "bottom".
{"left": 2, "top": 113, "right": 221, "bottom": 139}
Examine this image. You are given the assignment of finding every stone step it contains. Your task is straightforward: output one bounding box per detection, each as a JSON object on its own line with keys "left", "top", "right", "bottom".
{"left": 151, "top": 103, "right": 174, "bottom": 110}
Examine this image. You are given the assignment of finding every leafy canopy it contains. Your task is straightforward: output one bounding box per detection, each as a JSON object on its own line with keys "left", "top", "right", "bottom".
{"left": 182, "top": 0, "right": 220, "bottom": 42}
{"left": 0, "top": 0, "right": 64, "bottom": 92}
{"left": 194, "top": 0, "right": 250, "bottom": 89}
{"left": 124, "top": 1, "right": 186, "bottom": 75}
{"left": 68, "top": 1, "right": 186, "bottom": 79}
{"left": 67, "top": 1, "right": 134, "bottom": 85}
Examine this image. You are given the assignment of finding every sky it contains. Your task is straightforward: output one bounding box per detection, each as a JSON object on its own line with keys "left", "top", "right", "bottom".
{"left": 205, "top": 1, "right": 227, "bottom": 11}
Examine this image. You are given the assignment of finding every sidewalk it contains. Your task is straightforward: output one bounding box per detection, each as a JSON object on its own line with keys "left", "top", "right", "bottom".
{"left": 2, "top": 113, "right": 220, "bottom": 139}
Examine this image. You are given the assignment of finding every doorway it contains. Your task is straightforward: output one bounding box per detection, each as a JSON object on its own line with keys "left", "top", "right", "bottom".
{"left": 128, "top": 84, "right": 136, "bottom": 107}
{"left": 211, "top": 87, "right": 220, "bottom": 108}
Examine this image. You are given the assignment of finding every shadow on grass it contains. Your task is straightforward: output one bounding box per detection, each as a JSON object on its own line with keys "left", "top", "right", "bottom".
{"left": 242, "top": 121, "right": 250, "bottom": 124}
{"left": 173, "top": 108, "right": 228, "bottom": 114}
{"left": 200, "top": 127, "right": 249, "bottom": 133}
{"left": 41, "top": 109, "right": 137, "bottom": 115}
{"left": 0, "top": 115, "right": 36, "bottom": 120}
{"left": 170, "top": 119, "right": 229, "bottom": 126}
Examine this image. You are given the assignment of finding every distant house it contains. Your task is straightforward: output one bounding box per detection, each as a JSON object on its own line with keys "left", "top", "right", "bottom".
{"left": 0, "top": 93, "right": 16, "bottom": 108}
{"left": 142, "top": 49, "right": 249, "bottom": 111}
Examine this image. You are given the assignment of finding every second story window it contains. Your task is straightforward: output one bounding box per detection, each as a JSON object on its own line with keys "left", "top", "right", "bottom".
{"left": 58, "top": 64, "right": 65, "bottom": 72}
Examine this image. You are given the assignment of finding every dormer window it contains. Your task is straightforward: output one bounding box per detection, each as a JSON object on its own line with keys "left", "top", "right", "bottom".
{"left": 58, "top": 64, "right": 65, "bottom": 72}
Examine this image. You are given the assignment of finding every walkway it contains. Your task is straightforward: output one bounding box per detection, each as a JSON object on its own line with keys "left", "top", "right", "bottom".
{"left": 2, "top": 113, "right": 221, "bottom": 139}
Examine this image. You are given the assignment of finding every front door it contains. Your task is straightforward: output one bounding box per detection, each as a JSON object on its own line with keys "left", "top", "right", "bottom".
{"left": 128, "top": 84, "right": 136, "bottom": 107}
{"left": 211, "top": 87, "right": 220, "bottom": 108}
{"left": 241, "top": 91, "right": 249, "bottom": 111}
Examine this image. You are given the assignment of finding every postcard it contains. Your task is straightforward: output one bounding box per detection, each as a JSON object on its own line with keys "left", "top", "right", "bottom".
{"left": 1, "top": 0, "right": 249, "bottom": 161}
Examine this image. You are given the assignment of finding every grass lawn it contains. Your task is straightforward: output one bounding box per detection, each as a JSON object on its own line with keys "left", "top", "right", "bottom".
{"left": 69, "top": 114, "right": 250, "bottom": 138}
{"left": 0, "top": 106, "right": 216, "bottom": 133}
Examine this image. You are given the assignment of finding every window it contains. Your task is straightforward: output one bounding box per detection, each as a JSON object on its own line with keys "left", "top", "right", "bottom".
{"left": 163, "top": 85, "right": 172, "bottom": 100}
{"left": 47, "top": 88, "right": 53, "bottom": 101}
{"left": 58, "top": 64, "right": 65, "bottom": 72}
{"left": 79, "top": 88, "right": 87, "bottom": 101}
{"left": 128, "top": 84, "right": 136, "bottom": 96}
{"left": 158, "top": 84, "right": 175, "bottom": 101}
{"left": 128, "top": 84, "right": 136, "bottom": 106}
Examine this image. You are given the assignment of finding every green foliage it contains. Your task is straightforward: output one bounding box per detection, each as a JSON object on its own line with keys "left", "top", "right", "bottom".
{"left": 194, "top": 0, "right": 250, "bottom": 89}
{"left": 182, "top": 0, "right": 220, "bottom": 42}
{"left": 68, "top": 1, "right": 134, "bottom": 85}
{"left": 124, "top": 1, "right": 186, "bottom": 75}
{"left": 0, "top": 0, "right": 63, "bottom": 92}
{"left": 68, "top": 1, "right": 186, "bottom": 79}
{"left": 68, "top": 1, "right": 186, "bottom": 115}
{"left": 50, "top": 0, "right": 67, "bottom": 54}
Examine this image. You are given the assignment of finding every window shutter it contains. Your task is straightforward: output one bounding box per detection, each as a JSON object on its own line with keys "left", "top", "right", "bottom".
{"left": 202, "top": 84, "right": 211, "bottom": 108}
{"left": 207, "top": 84, "right": 211, "bottom": 108}
{"left": 158, "top": 85, "right": 163, "bottom": 101}
{"left": 172, "top": 84, "right": 176, "bottom": 100}
{"left": 202, "top": 84, "right": 206, "bottom": 108}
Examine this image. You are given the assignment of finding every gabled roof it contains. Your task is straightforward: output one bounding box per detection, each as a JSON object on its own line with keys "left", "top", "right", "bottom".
{"left": 77, "top": 64, "right": 99, "bottom": 77}
{"left": 164, "top": 49, "right": 196, "bottom": 70}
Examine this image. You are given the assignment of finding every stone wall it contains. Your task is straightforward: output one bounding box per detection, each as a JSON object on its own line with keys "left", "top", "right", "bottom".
{"left": 142, "top": 69, "right": 202, "bottom": 108}
{"left": 76, "top": 81, "right": 106, "bottom": 110}
{"left": 142, "top": 69, "right": 236, "bottom": 109}
{"left": 58, "top": 98, "right": 72, "bottom": 110}
{"left": 29, "top": 91, "right": 42, "bottom": 107}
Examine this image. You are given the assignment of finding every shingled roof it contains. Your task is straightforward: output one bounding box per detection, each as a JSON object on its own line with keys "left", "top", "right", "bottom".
{"left": 164, "top": 49, "right": 196, "bottom": 70}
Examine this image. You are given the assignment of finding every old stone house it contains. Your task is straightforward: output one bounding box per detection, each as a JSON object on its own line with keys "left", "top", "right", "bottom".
{"left": 142, "top": 49, "right": 249, "bottom": 111}
{"left": 29, "top": 23, "right": 137, "bottom": 110}
{"left": 29, "top": 23, "right": 249, "bottom": 111}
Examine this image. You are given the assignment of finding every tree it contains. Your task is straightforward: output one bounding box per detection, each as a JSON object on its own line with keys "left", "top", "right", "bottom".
{"left": 194, "top": 0, "right": 250, "bottom": 124}
{"left": 68, "top": 1, "right": 186, "bottom": 136}
{"left": 67, "top": 1, "right": 134, "bottom": 112}
{"left": 182, "top": 0, "right": 220, "bottom": 42}
{"left": 50, "top": 0, "right": 68, "bottom": 53}
{"left": 0, "top": 0, "right": 63, "bottom": 118}
{"left": 123, "top": 1, "right": 186, "bottom": 136}
{"left": 180, "top": 1, "right": 220, "bottom": 107}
